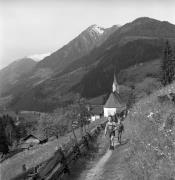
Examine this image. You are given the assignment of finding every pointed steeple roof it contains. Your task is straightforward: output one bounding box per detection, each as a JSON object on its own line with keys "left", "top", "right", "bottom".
{"left": 112, "top": 73, "right": 119, "bottom": 93}
{"left": 113, "top": 73, "right": 117, "bottom": 84}
{"left": 104, "top": 92, "right": 125, "bottom": 109}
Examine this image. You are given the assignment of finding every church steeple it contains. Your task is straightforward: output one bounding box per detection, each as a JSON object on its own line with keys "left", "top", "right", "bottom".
{"left": 112, "top": 73, "right": 119, "bottom": 93}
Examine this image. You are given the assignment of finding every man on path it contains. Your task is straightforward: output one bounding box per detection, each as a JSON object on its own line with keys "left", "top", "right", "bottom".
{"left": 105, "top": 116, "right": 117, "bottom": 150}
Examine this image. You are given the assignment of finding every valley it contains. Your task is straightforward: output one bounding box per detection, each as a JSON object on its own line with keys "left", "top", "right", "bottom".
{"left": 1, "top": 16, "right": 175, "bottom": 180}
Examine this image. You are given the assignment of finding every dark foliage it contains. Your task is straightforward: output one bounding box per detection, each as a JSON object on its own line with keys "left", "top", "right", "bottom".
{"left": 126, "top": 85, "right": 135, "bottom": 109}
{"left": 161, "top": 41, "right": 175, "bottom": 86}
{"left": 73, "top": 39, "right": 163, "bottom": 98}
{"left": 0, "top": 117, "right": 9, "bottom": 155}
{"left": 0, "top": 115, "right": 17, "bottom": 154}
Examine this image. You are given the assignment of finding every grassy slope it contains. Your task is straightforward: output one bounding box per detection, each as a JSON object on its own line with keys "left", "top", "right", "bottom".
{"left": 52, "top": 82, "right": 175, "bottom": 180}
{"left": 125, "top": 84, "right": 175, "bottom": 179}
{"left": 101, "top": 82, "right": 175, "bottom": 180}
{"left": 0, "top": 118, "right": 106, "bottom": 180}
{"left": 2, "top": 81, "right": 175, "bottom": 180}
{"left": 118, "top": 59, "right": 161, "bottom": 85}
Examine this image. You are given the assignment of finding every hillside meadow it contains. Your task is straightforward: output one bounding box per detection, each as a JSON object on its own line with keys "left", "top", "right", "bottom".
{"left": 123, "top": 82, "right": 175, "bottom": 179}
{"left": 0, "top": 118, "right": 106, "bottom": 180}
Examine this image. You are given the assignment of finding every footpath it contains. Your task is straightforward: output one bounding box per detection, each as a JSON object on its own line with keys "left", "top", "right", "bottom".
{"left": 62, "top": 119, "right": 130, "bottom": 180}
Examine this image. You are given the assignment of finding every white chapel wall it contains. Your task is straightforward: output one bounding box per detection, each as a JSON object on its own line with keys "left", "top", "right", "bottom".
{"left": 104, "top": 108, "right": 116, "bottom": 117}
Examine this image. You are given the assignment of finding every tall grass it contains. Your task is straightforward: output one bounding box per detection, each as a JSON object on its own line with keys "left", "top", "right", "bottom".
{"left": 124, "top": 83, "right": 175, "bottom": 179}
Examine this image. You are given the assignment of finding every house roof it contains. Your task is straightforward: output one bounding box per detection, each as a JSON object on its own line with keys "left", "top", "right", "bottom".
{"left": 23, "top": 134, "right": 46, "bottom": 141}
{"left": 104, "top": 92, "right": 126, "bottom": 109}
{"left": 90, "top": 106, "right": 103, "bottom": 115}
{"left": 23, "top": 134, "right": 39, "bottom": 141}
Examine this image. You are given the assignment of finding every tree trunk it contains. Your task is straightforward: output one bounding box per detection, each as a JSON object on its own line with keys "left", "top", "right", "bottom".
{"left": 71, "top": 125, "right": 78, "bottom": 144}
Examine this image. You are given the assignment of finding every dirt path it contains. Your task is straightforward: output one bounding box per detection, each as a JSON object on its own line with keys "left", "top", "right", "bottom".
{"left": 84, "top": 149, "right": 113, "bottom": 180}
{"left": 83, "top": 137, "right": 130, "bottom": 180}
{"left": 62, "top": 119, "right": 130, "bottom": 180}
{"left": 98, "top": 139, "right": 130, "bottom": 180}
{"left": 81, "top": 119, "right": 131, "bottom": 180}
{"left": 61, "top": 132, "right": 110, "bottom": 180}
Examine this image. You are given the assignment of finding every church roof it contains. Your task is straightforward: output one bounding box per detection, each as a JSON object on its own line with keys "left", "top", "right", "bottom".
{"left": 104, "top": 92, "right": 125, "bottom": 108}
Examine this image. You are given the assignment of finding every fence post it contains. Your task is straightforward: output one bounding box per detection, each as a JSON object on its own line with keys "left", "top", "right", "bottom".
{"left": 58, "top": 147, "right": 70, "bottom": 175}
{"left": 82, "top": 135, "right": 89, "bottom": 149}
{"left": 97, "top": 126, "right": 101, "bottom": 132}
{"left": 73, "top": 144, "right": 81, "bottom": 161}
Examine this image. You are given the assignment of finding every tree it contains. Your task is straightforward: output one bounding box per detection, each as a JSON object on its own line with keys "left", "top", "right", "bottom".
{"left": 127, "top": 85, "right": 135, "bottom": 109}
{"left": 16, "top": 115, "right": 38, "bottom": 140}
{"left": 68, "top": 94, "right": 90, "bottom": 138}
{"left": 3, "top": 115, "right": 17, "bottom": 146}
{"left": 0, "top": 117, "right": 9, "bottom": 155}
{"left": 38, "top": 113, "right": 58, "bottom": 138}
{"left": 0, "top": 115, "right": 18, "bottom": 153}
{"left": 75, "top": 95, "right": 90, "bottom": 136}
{"left": 161, "top": 41, "right": 175, "bottom": 86}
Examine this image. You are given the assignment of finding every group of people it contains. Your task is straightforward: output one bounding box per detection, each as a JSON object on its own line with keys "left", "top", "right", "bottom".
{"left": 104, "top": 113, "right": 125, "bottom": 150}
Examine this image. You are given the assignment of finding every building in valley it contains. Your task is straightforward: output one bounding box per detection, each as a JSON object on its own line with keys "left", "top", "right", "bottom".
{"left": 104, "top": 74, "right": 126, "bottom": 117}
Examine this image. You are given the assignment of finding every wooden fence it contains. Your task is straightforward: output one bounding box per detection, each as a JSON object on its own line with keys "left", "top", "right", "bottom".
{"left": 13, "top": 121, "right": 106, "bottom": 180}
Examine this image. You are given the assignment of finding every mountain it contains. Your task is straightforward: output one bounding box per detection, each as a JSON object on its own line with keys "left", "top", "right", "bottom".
{"left": 0, "top": 24, "right": 118, "bottom": 111}
{"left": 10, "top": 24, "right": 118, "bottom": 94}
{"left": 2, "top": 17, "right": 175, "bottom": 112}
{"left": 71, "top": 17, "right": 175, "bottom": 97}
{"left": 0, "top": 58, "right": 36, "bottom": 96}
{"left": 62, "top": 17, "right": 175, "bottom": 75}
{"left": 27, "top": 53, "right": 51, "bottom": 61}
{"left": 35, "top": 24, "right": 119, "bottom": 73}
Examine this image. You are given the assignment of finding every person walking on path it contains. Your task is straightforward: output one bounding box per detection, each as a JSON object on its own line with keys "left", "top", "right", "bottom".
{"left": 117, "top": 118, "right": 124, "bottom": 144}
{"left": 104, "top": 116, "right": 117, "bottom": 150}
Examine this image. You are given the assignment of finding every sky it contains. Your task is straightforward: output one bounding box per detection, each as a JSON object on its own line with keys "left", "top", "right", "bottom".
{"left": 0, "top": 0, "right": 175, "bottom": 70}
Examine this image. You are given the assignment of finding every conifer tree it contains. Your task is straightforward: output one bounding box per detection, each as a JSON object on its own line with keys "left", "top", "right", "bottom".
{"left": 161, "top": 41, "right": 175, "bottom": 86}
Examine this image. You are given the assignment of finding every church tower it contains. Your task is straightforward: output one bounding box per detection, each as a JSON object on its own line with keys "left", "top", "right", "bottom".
{"left": 104, "top": 73, "right": 125, "bottom": 117}
{"left": 112, "top": 73, "right": 119, "bottom": 93}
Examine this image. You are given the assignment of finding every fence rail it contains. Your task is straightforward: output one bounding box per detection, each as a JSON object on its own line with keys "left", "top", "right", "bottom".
{"left": 13, "top": 121, "right": 106, "bottom": 180}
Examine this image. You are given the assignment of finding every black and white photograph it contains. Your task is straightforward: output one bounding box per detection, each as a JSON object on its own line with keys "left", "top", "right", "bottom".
{"left": 0, "top": 0, "right": 175, "bottom": 179}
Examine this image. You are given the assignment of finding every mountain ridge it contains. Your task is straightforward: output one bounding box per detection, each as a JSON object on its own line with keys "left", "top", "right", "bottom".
{"left": 0, "top": 58, "right": 36, "bottom": 96}
{"left": 1, "top": 17, "right": 175, "bottom": 111}
{"left": 35, "top": 24, "right": 119, "bottom": 72}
